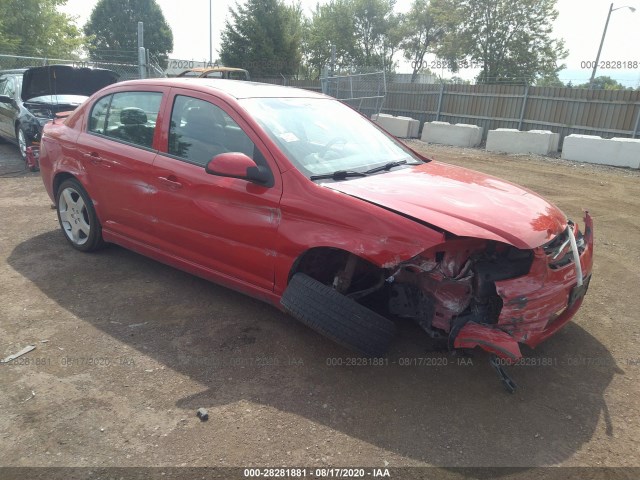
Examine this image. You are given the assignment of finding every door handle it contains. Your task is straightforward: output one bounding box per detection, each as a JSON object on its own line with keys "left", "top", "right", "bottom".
{"left": 83, "top": 152, "right": 102, "bottom": 165}
{"left": 158, "top": 176, "right": 183, "bottom": 189}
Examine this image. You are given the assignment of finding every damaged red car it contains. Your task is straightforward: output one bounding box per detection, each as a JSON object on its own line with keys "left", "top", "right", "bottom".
{"left": 38, "top": 79, "right": 593, "bottom": 391}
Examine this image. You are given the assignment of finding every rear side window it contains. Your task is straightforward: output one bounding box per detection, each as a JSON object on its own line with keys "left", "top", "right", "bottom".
{"left": 89, "top": 91, "right": 162, "bottom": 149}
{"left": 89, "top": 95, "right": 111, "bottom": 134}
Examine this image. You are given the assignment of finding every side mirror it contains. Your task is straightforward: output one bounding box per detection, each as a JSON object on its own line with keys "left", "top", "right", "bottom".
{"left": 205, "top": 152, "right": 270, "bottom": 184}
{"left": 0, "top": 94, "right": 13, "bottom": 104}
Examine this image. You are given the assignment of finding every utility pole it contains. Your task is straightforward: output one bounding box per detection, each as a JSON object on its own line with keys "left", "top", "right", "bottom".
{"left": 137, "top": 22, "right": 146, "bottom": 79}
{"left": 330, "top": 44, "right": 336, "bottom": 77}
{"left": 589, "top": 3, "right": 636, "bottom": 88}
{"left": 209, "top": 0, "right": 213, "bottom": 66}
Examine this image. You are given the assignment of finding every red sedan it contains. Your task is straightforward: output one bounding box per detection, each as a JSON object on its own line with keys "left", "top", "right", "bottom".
{"left": 38, "top": 79, "right": 593, "bottom": 392}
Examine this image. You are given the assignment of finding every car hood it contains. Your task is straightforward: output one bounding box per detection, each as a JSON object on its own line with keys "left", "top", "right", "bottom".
{"left": 322, "top": 161, "right": 567, "bottom": 249}
{"left": 21, "top": 65, "right": 119, "bottom": 102}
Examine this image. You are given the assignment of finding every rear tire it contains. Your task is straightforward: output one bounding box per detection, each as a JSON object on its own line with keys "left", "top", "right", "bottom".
{"left": 281, "top": 273, "right": 396, "bottom": 357}
{"left": 56, "top": 178, "right": 105, "bottom": 252}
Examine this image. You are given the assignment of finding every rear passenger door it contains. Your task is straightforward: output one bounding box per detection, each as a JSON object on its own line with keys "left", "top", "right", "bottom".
{"left": 75, "top": 88, "right": 164, "bottom": 245}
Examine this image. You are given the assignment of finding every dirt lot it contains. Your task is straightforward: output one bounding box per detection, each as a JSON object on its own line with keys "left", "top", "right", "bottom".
{"left": 0, "top": 139, "right": 639, "bottom": 475}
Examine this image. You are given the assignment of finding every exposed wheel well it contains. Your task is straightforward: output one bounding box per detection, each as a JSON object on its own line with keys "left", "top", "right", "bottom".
{"left": 53, "top": 173, "right": 76, "bottom": 204}
{"left": 289, "top": 247, "right": 350, "bottom": 284}
{"left": 289, "top": 247, "right": 384, "bottom": 293}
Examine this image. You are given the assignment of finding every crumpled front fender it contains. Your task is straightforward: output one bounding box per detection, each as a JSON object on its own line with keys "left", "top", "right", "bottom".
{"left": 453, "top": 212, "right": 594, "bottom": 361}
{"left": 496, "top": 212, "right": 594, "bottom": 346}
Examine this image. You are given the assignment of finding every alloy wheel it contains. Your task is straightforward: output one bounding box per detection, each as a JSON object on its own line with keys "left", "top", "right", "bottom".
{"left": 58, "top": 187, "right": 91, "bottom": 246}
{"left": 17, "top": 128, "right": 27, "bottom": 159}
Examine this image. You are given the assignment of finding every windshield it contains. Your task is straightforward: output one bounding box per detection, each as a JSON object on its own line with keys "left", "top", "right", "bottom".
{"left": 240, "top": 97, "right": 422, "bottom": 177}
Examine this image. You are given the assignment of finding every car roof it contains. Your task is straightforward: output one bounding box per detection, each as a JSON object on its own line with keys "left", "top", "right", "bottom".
{"left": 115, "top": 78, "right": 328, "bottom": 100}
{"left": 204, "top": 67, "right": 248, "bottom": 72}
{"left": 186, "top": 67, "right": 248, "bottom": 73}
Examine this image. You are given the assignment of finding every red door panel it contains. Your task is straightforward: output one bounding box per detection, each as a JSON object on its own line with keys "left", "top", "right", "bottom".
{"left": 75, "top": 132, "right": 159, "bottom": 243}
{"left": 150, "top": 89, "right": 283, "bottom": 291}
{"left": 75, "top": 89, "right": 165, "bottom": 245}
{"left": 151, "top": 156, "right": 281, "bottom": 290}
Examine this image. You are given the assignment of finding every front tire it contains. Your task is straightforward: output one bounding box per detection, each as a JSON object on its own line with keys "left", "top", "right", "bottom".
{"left": 281, "top": 273, "right": 397, "bottom": 357}
{"left": 56, "top": 178, "right": 105, "bottom": 252}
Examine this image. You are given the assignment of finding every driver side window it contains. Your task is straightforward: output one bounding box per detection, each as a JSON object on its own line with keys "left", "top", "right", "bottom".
{"left": 168, "top": 95, "right": 258, "bottom": 167}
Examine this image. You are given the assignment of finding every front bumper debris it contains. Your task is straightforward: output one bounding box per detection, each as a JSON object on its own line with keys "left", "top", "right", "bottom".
{"left": 453, "top": 212, "right": 594, "bottom": 362}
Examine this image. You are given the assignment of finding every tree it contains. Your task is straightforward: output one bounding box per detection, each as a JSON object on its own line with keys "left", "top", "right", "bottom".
{"left": 535, "top": 73, "right": 565, "bottom": 87}
{"left": 576, "top": 76, "right": 631, "bottom": 90}
{"left": 0, "top": 0, "right": 84, "bottom": 58}
{"left": 305, "top": 0, "right": 359, "bottom": 77}
{"left": 441, "top": 75, "right": 470, "bottom": 84}
{"left": 0, "top": 17, "right": 19, "bottom": 53}
{"left": 380, "top": 12, "right": 404, "bottom": 73}
{"left": 432, "top": 0, "right": 567, "bottom": 84}
{"left": 400, "top": 0, "right": 445, "bottom": 82}
{"left": 352, "top": 0, "right": 397, "bottom": 68}
{"left": 305, "top": 0, "right": 400, "bottom": 76}
{"left": 84, "top": 0, "right": 173, "bottom": 67}
{"left": 219, "top": 0, "right": 302, "bottom": 77}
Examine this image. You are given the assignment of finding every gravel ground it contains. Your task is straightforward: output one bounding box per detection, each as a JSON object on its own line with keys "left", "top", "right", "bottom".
{"left": 0, "top": 139, "right": 639, "bottom": 476}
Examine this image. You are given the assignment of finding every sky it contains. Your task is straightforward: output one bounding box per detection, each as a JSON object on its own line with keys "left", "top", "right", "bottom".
{"left": 60, "top": 0, "right": 640, "bottom": 87}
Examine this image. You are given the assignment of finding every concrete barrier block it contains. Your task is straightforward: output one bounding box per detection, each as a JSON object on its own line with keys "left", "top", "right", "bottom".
{"left": 561, "top": 135, "right": 610, "bottom": 164}
{"left": 421, "top": 121, "right": 483, "bottom": 147}
{"left": 530, "top": 129, "right": 560, "bottom": 153}
{"left": 407, "top": 118, "right": 420, "bottom": 138}
{"left": 612, "top": 138, "right": 640, "bottom": 169}
{"left": 562, "top": 135, "right": 640, "bottom": 169}
{"left": 486, "top": 129, "right": 559, "bottom": 155}
{"left": 371, "top": 113, "right": 417, "bottom": 138}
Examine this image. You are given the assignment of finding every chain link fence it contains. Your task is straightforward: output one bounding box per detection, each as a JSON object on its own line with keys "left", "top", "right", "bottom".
{"left": 321, "top": 71, "right": 387, "bottom": 118}
{"left": 0, "top": 53, "right": 166, "bottom": 81}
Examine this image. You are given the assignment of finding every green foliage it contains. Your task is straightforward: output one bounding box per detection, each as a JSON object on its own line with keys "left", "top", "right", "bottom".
{"left": 431, "top": 0, "right": 567, "bottom": 85}
{"left": 0, "top": 0, "right": 84, "bottom": 58}
{"left": 576, "top": 76, "right": 632, "bottom": 90}
{"left": 535, "top": 74, "right": 566, "bottom": 87}
{"left": 378, "top": 8, "right": 404, "bottom": 73}
{"left": 84, "top": 0, "right": 173, "bottom": 67}
{"left": 441, "top": 75, "right": 471, "bottom": 84}
{"left": 219, "top": 0, "right": 302, "bottom": 77}
{"left": 304, "top": 0, "right": 400, "bottom": 77}
{"left": 399, "top": 0, "right": 445, "bottom": 82}
{"left": 305, "top": 0, "right": 359, "bottom": 77}
{"left": 216, "top": 0, "right": 569, "bottom": 83}
{"left": 352, "top": 0, "right": 399, "bottom": 68}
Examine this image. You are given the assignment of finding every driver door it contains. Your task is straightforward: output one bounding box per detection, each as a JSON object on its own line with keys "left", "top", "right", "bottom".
{"left": 151, "top": 90, "right": 283, "bottom": 291}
